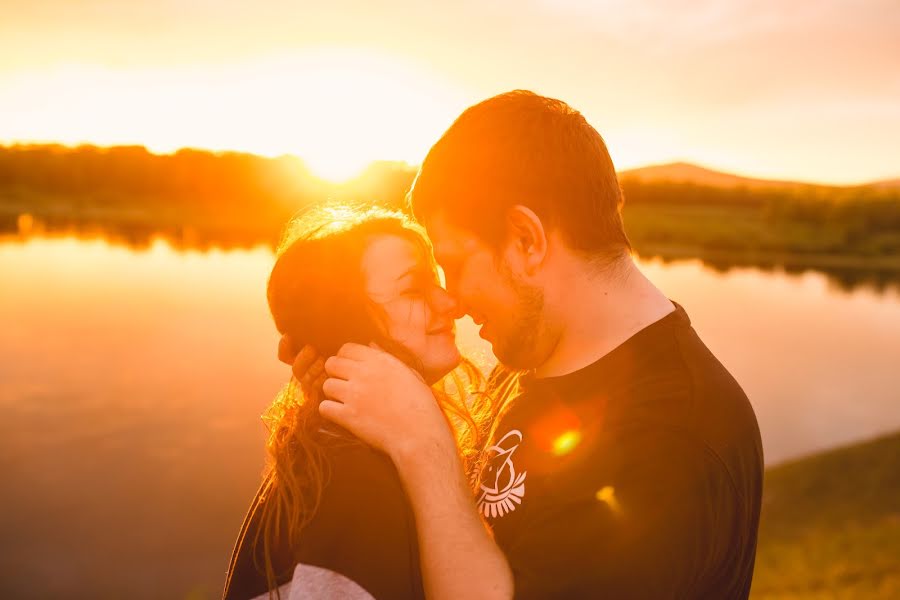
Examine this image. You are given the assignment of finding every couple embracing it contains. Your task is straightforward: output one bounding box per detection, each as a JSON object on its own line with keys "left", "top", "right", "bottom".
{"left": 223, "top": 90, "right": 763, "bottom": 600}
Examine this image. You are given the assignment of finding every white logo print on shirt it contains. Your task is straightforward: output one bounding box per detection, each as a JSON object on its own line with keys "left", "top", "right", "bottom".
{"left": 476, "top": 430, "right": 527, "bottom": 519}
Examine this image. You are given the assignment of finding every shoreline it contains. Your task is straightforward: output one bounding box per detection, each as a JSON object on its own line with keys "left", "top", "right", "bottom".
{"left": 4, "top": 204, "right": 900, "bottom": 292}
{"left": 636, "top": 243, "right": 900, "bottom": 273}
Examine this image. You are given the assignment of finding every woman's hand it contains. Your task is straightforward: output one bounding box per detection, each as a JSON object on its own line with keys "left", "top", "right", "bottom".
{"left": 318, "top": 343, "right": 456, "bottom": 461}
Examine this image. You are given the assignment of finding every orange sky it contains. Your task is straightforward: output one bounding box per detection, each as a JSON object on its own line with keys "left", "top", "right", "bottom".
{"left": 2, "top": 0, "right": 898, "bottom": 184}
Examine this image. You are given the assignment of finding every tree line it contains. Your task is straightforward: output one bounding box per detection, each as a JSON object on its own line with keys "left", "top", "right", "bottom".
{"left": 2, "top": 143, "right": 898, "bottom": 258}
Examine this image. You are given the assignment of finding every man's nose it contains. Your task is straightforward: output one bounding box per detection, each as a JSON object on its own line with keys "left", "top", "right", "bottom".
{"left": 442, "top": 273, "right": 470, "bottom": 317}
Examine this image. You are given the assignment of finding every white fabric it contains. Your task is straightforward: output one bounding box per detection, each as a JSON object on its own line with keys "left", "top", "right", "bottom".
{"left": 248, "top": 563, "right": 375, "bottom": 600}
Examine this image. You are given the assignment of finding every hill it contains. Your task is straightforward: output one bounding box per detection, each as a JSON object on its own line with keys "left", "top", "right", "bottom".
{"left": 620, "top": 161, "right": 900, "bottom": 191}
{"left": 752, "top": 431, "right": 900, "bottom": 598}
{"left": 870, "top": 178, "right": 900, "bottom": 190}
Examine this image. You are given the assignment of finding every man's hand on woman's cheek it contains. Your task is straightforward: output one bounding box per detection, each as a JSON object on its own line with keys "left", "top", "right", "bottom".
{"left": 318, "top": 343, "right": 456, "bottom": 460}
{"left": 278, "top": 335, "right": 327, "bottom": 396}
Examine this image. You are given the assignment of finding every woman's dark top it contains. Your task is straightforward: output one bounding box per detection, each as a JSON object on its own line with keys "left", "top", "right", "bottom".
{"left": 222, "top": 432, "right": 424, "bottom": 600}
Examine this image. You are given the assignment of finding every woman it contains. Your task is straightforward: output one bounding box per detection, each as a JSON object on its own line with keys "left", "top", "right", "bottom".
{"left": 222, "top": 203, "right": 492, "bottom": 600}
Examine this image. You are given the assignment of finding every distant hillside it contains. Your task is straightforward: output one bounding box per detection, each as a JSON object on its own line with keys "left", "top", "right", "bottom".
{"left": 752, "top": 431, "right": 900, "bottom": 598}
{"left": 620, "top": 161, "right": 900, "bottom": 191}
{"left": 870, "top": 178, "right": 900, "bottom": 190}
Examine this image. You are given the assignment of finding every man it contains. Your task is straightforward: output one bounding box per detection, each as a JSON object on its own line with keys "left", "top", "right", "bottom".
{"left": 286, "top": 90, "right": 764, "bottom": 599}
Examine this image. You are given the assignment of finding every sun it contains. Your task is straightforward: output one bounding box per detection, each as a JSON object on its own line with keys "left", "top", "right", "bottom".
{"left": 303, "top": 154, "right": 372, "bottom": 184}
{"left": 242, "top": 50, "right": 471, "bottom": 183}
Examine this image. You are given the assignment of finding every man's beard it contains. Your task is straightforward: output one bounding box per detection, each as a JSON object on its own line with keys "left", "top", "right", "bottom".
{"left": 493, "top": 263, "right": 545, "bottom": 370}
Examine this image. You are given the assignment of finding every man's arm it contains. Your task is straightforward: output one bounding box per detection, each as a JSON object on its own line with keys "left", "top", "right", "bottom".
{"left": 318, "top": 343, "right": 513, "bottom": 600}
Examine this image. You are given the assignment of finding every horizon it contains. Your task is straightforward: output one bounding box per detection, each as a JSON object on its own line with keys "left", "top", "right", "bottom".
{"left": 3, "top": 139, "right": 897, "bottom": 189}
{"left": 2, "top": 1, "right": 898, "bottom": 186}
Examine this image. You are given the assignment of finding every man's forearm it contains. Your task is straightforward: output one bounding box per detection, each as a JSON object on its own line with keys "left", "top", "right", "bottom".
{"left": 393, "top": 438, "right": 514, "bottom": 600}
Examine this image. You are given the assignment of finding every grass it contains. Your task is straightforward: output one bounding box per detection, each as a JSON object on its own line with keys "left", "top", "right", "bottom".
{"left": 751, "top": 431, "right": 900, "bottom": 599}
{"left": 624, "top": 203, "right": 900, "bottom": 260}
{"left": 623, "top": 202, "right": 900, "bottom": 291}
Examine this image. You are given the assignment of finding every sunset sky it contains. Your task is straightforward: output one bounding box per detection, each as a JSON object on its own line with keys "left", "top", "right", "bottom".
{"left": 2, "top": 0, "right": 898, "bottom": 183}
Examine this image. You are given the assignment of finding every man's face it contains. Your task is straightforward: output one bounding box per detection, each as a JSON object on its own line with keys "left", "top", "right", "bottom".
{"left": 426, "top": 214, "right": 549, "bottom": 370}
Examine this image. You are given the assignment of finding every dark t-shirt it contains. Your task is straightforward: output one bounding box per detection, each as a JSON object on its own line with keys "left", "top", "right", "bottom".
{"left": 480, "top": 302, "right": 764, "bottom": 599}
{"left": 222, "top": 433, "right": 424, "bottom": 600}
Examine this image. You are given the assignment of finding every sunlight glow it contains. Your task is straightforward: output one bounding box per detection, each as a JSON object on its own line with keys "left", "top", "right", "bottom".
{"left": 17, "top": 213, "right": 34, "bottom": 235}
{"left": 552, "top": 430, "right": 583, "bottom": 456}
{"left": 595, "top": 485, "right": 622, "bottom": 515}
{"left": 0, "top": 50, "right": 471, "bottom": 184}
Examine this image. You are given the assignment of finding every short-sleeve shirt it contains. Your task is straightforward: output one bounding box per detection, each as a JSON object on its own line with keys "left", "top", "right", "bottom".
{"left": 222, "top": 434, "right": 424, "bottom": 600}
{"left": 479, "top": 302, "right": 764, "bottom": 599}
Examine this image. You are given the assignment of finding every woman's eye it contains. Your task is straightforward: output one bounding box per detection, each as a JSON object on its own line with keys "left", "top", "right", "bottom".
{"left": 401, "top": 272, "right": 432, "bottom": 296}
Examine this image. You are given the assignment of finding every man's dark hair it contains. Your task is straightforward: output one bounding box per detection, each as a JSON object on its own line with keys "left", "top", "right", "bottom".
{"left": 409, "top": 90, "right": 631, "bottom": 258}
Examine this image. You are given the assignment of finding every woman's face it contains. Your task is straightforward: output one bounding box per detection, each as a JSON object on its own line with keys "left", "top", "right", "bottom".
{"left": 361, "top": 233, "right": 461, "bottom": 384}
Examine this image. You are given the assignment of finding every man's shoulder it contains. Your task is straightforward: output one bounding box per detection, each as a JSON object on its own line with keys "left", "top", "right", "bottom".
{"left": 667, "top": 324, "right": 764, "bottom": 472}
{"left": 613, "top": 322, "right": 764, "bottom": 513}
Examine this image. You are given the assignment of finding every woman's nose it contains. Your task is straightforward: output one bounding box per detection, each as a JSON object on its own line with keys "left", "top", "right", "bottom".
{"left": 430, "top": 285, "right": 463, "bottom": 319}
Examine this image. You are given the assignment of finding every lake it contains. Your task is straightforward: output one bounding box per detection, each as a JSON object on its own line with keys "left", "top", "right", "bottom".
{"left": 1, "top": 230, "right": 899, "bottom": 599}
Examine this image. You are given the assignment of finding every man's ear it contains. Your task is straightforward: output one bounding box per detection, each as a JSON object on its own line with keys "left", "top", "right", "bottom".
{"left": 504, "top": 205, "right": 548, "bottom": 275}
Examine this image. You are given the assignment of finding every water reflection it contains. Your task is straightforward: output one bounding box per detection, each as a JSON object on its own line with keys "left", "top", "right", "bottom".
{"left": 0, "top": 234, "right": 282, "bottom": 599}
{"left": 646, "top": 249, "right": 900, "bottom": 296}
{"left": 2, "top": 221, "right": 900, "bottom": 598}
{"left": 2, "top": 212, "right": 278, "bottom": 254}
{"left": 5, "top": 214, "right": 899, "bottom": 295}
{"left": 697, "top": 254, "right": 900, "bottom": 296}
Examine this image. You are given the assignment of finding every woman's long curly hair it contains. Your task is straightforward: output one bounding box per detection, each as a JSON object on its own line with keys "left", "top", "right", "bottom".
{"left": 254, "top": 203, "right": 496, "bottom": 597}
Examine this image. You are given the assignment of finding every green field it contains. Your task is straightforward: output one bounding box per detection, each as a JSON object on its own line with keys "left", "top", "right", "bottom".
{"left": 752, "top": 431, "right": 900, "bottom": 599}
{"left": 623, "top": 199, "right": 900, "bottom": 266}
